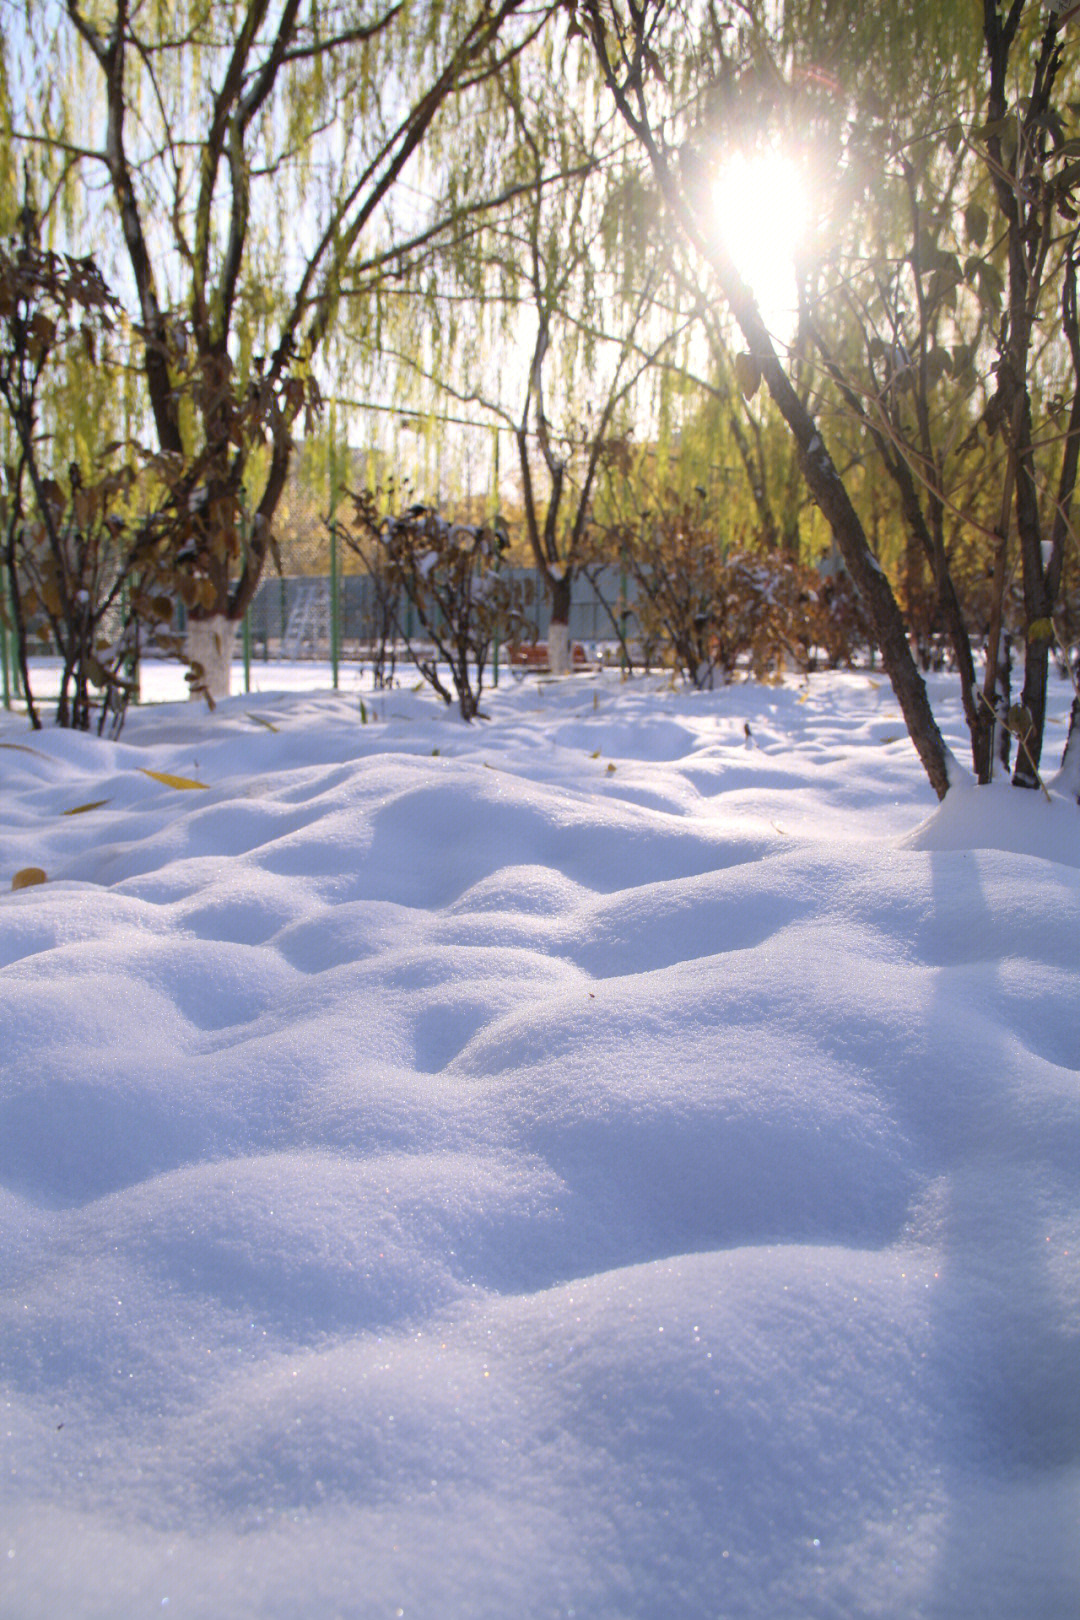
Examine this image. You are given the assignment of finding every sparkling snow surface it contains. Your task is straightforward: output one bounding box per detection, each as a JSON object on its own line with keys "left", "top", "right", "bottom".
{"left": 1, "top": 667, "right": 1078, "bottom": 1620}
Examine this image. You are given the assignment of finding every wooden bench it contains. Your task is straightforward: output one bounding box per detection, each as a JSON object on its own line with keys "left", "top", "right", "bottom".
{"left": 506, "top": 641, "right": 590, "bottom": 670}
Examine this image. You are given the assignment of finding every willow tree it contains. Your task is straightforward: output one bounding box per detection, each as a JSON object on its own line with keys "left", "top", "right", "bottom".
{"left": 8, "top": 0, "right": 548, "bottom": 696}
{"left": 768, "top": 0, "right": 1080, "bottom": 788}
{"left": 358, "top": 26, "right": 713, "bottom": 674}
{"left": 481, "top": 74, "right": 693, "bottom": 675}
{"left": 581, "top": 0, "right": 1080, "bottom": 800}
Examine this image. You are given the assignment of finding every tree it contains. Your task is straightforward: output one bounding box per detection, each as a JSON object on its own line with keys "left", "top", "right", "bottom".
{"left": 788, "top": 0, "right": 1080, "bottom": 788}
{"left": 9, "top": 0, "right": 546, "bottom": 697}
{"left": 581, "top": 0, "right": 1080, "bottom": 800}
{"left": 366, "top": 34, "right": 699, "bottom": 674}
{"left": 975, "top": 0, "right": 1080, "bottom": 788}
{"left": 0, "top": 229, "right": 188, "bottom": 732}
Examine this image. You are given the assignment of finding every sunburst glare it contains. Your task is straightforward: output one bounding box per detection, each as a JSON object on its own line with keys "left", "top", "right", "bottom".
{"left": 712, "top": 149, "right": 812, "bottom": 346}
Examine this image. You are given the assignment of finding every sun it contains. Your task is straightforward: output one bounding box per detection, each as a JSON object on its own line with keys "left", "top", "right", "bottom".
{"left": 712, "top": 149, "right": 811, "bottom": 344}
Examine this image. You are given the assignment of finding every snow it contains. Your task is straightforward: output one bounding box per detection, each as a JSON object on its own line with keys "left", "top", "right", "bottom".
{"left": 1, "top": 665, "right": 1078, "bottom": 1620}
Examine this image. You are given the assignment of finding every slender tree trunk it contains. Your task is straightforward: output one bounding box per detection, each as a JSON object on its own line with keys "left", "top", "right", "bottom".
{"left": 997, "top": 634, "right": 1013, "bottom": 773}
{"left": 1058, "top": 694, "right": 1080, "bottom": 800}
{"left": 768, "top": 370, "right": 954, "bottom": 798}
{"left": 1012, "top": 395, "right": 1053, "bottom": 786}
{"left": 548, "top": 571, "right": 572, "bottom": 675}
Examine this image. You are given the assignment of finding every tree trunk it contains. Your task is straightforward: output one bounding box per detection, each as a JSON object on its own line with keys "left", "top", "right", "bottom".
{"left": 755, "top": 344, "right": 954, "bottom": 798}
{"left": 186, "top": 615, "right": 236, "bottom": 703}
{"left": 1011, "top": 395, "right": 1053, "bottom": 787}
{"left": 1057, "top": 694, "right": 1080, "bottom": 800}
{"left": 548, "top": 571, "right": 572, "bottom": 675}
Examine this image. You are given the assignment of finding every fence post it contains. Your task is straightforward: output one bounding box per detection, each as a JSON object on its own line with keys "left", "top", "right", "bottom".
{"left": 239, "top": 500, "right": 252, "bottom": 692}
{"left": 491, "top": 426, "right": 500, "bottom": 687}
{"left": 122, "top": 580, "right": 141, "bottom": 705}
{"left": 329, "top": 414, "right": 340, "bottom": 690}
{"left": 4, "top": 570, "right": 22, "bottom": 705}
{"left": 1, "top": 569, "right": 12, "bottom": 709}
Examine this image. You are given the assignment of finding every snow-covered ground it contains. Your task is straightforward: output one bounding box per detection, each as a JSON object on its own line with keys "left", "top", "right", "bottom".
{"left": 1, "top": 664, "right": 1077, "bottom": 1620}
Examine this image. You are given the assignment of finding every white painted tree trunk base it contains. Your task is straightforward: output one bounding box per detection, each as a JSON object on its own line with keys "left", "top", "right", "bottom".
{"left": 186, "top": 616, "right": 236, "bottom": 703}
{"left": 548, "top": 621, "right": 571, "bottom": 677}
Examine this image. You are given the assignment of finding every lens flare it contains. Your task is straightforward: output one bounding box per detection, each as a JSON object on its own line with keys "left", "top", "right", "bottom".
{"left": 712, "top": 150, "right": 811, "bottom": 344}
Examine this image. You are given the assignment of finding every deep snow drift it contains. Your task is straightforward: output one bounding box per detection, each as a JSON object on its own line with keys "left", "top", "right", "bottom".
{"left": 1, "top": 666, "right": 1077, "bottom": 1620}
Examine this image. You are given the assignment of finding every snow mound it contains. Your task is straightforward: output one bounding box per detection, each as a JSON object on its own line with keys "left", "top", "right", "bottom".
{"left": 902, "top": 773, "right": 1080, "bottom": 865}
{"left": 1, "top": 668, "right": 1078, "bottom": 1620}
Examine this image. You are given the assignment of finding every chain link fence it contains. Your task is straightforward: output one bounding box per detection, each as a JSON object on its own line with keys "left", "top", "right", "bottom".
{"left": 245, "top": 561, "right": 638, "bottom": 664}
{"left": 0, "top": 465, "right": 641, "bottom": 706}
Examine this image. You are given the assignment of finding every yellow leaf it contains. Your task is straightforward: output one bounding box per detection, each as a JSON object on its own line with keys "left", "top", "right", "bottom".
{"left": 590, "top": 749, "right": 601, "bottom": 759}
{"left": 1027, "top": 618, "right": 1054, "bottom": 643}
{"left": 139, "top": 767, "right": 209, "bottom": 790}
{"left": 605, "top": 762, "right": 617, "bottom": 774}
{"left": 12, "top": 867, "right": 47, "bottom": 889}
{"left": 63, "top": 799, "right": 111, "bottom": 815}
{"left": 246, "top": 713, "right": 279, "bottom": 732}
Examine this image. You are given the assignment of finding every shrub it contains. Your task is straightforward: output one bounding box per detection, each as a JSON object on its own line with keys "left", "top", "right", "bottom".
{"left": 0, "top": 239, "right": 186, "bottom": 732}
{"left": 615, "top": 493, "right": 869, "bottom": 688}
{"left": 344, "top": 489, "right": 535, "bottom": 720}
